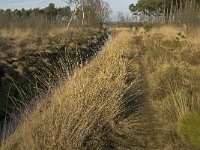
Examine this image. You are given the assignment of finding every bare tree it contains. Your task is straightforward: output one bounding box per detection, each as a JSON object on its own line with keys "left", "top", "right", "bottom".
{"left": 118, "top": 12, "right": 125, "bottom": 26}
{"left": 81, "top": 0, "right": 85, "bottom": 30}
{"left": 64, "top": 0, "right": 111, "bottom": 29}
{"left": 84, "top": 0, "right": 112, "bottom": 27}
{"left": 64, "top": 0, "right": 80, "bottom": 30}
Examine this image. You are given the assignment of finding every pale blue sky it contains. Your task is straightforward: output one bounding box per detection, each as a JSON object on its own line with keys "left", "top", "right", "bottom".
{"left": 0, "top": 0, "right": 137, "bottom": 20}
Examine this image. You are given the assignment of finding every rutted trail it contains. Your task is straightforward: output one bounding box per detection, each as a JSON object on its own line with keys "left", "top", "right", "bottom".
{"left": 121, "top": 34, "right": 165, "bottom": 149}
{"left": 130, "top": 32, "right": 199, "bottom": 150}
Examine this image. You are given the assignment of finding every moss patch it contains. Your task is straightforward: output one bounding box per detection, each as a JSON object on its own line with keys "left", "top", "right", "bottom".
{"left": 179, "top": 112, "right": 200, "bottom": 148}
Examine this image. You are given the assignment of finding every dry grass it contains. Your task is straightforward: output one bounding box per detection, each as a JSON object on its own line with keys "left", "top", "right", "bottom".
{"left": 150, "top": 24, "right": 200, "bottom": 45}
{"left": 166, "top": 88, "right": 200, "bottom": 120}
{"left": 0, "top": 28, "right": 33, "bottom": 38}
{"left": 0, "top": 26, "right": 77, "bottom": 39}
{"left": 0, "top": 26, "right": 102, "bottom": 59}
{"left": 131, "top": 25, "right": 200, "bottom": 148}
{"left": 2, "top": 25, "right": 199, "bottom": 149}
{"left": 48, "top": 27, "right": 88, "bottom": 37}
{"left": 1, "top": 31, "right": 142, "bottom": 149}
{"left": 150, "top": 25, "right": 183, "bottom": 38}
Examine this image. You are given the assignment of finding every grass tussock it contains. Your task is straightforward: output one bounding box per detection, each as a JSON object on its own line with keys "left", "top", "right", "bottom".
{"left": 1, "top": 31, "right": 143, "bottom": 149}
{"left": 166, "top": 88, "right": 200, "bottom": 120}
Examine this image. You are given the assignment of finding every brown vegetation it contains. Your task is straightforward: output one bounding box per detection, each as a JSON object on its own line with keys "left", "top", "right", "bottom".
{"left": 0, "top": 27, "right": 108, "bottom": 122}
{"left": 133, "top": 25, "right": 200, "bottom": 149}
{"left": 1, "top": 30, "right": 146, "bottom": 149}
{"left": 1, "top": 24, "right": 200, "bottom": 149}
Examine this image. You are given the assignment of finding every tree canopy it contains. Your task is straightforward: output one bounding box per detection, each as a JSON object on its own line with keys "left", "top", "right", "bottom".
{"left": 129, "top": 0, "right": 163, "bottom": 12}
{"left": 129, "top": 0, "right": 200, "bottom": 24}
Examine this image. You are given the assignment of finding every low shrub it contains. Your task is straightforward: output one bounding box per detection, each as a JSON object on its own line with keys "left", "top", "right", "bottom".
{"left": 143, "top": 23, "right": 153, "bottom": 32}
{"left": 178, "top": 112, "right": 200, "bottom": 148}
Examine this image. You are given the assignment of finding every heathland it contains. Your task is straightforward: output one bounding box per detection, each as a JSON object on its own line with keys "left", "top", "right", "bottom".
{"left": 1, "top": 26, "right": 200, "bottom": 149}
{"left": 1, "top": 0, "right": 200, "bottom": 149}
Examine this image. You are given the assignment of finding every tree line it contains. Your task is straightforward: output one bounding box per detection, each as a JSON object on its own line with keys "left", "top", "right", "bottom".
{"left": 129, "top": 0, "right": 200, "bottom": 27}
{"left": 0, "top": 0, "right": 111, "bottom": 31}
{"left": 0, "top": 3, "right": 71, "bottom": 30}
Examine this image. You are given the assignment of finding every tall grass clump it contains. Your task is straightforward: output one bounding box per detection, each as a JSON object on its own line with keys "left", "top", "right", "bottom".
{"left": 166, "top": 88, "right": 200, "bottom": 121}
{"left": 0, "top": 31, "right": 141, "bottom": 150}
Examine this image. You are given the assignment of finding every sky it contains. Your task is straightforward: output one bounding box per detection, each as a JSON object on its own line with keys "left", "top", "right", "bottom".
{"left": 0, "top": 0, "right": 137, "bottom": 20}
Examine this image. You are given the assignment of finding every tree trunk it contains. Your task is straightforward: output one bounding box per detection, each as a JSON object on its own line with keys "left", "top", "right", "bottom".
{"left": 81, "top": 0, "right": 85, "bottom": 31}
{"left": 67, "top": 3, "right": 79, "bottom": 31}
{"left": 169, "top": 0, "right": 174, "bottom": 23}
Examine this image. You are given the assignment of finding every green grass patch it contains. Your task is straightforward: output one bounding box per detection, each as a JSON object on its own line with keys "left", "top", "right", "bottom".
{"left": 179, "top": 112, "right": 200, "bottom": 148}
{"left": 143, "top": 23, "right": 153, "bottom": 32}
{"left": 172, "top": 37, "right": 182, "bottom": 49}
